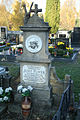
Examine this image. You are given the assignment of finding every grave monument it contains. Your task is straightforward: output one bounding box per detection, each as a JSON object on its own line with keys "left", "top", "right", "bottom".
{"left": 0, "top": 66, "right": 11, "bottom": 89}
{"left": 17, "top": 3, "right": 52, "bottom": 112}
{"left": 71, "top": 19, "right": 80, "bottom": 47}
{"left": 71, "top": 27, "right": 80, "bottom": 47}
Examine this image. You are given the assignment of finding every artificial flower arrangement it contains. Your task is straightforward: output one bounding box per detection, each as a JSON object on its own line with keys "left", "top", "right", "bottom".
{"left": 0, "top": 87, "right": 12, "bottom": 103}
{"left": 57, "top": 42, "right": 64, "bottom": 45}
{"left": 17, "top": 85, "right": 33, "bottom": 97}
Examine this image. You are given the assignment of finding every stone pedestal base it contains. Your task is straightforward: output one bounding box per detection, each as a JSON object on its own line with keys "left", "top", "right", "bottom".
{"left": 14, "top": 83, "right": 53, "bottom": 114}
{"left": 31, "top": 86, "right": 53, "bottom": 113}
{"left": 0, "top": 103, "right": 8, "bottom": 116}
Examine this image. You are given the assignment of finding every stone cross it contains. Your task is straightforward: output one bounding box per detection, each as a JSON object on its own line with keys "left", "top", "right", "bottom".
{"left": 31, "top": 4, "right": 42, "bottom": 15}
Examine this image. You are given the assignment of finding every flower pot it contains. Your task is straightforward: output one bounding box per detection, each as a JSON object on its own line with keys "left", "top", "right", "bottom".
{"left": 21, "top": 96, "right": 31, "bottom": 117}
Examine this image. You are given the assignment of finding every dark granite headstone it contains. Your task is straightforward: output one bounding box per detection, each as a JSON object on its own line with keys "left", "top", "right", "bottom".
{"left": 71, "top": 27, "right": 80, "bottom": 47}
{"left": 0, "top": 67, "right": 11, "bottom": 89}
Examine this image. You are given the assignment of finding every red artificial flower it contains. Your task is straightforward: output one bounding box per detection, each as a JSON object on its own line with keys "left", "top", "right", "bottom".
{"left": 55, "top": 46, "right": 57, "bottom": 48}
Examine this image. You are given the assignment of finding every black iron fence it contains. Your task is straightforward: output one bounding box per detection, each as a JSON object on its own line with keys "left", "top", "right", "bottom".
{"left": 52, "top": 80, "right": 71, "bottom": 120}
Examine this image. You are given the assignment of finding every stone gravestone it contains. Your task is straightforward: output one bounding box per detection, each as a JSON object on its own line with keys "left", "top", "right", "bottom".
{"left": 17, "top": 4, "right": 52, "bottom": 112}
{"left": 0, "top": 66, "right": 11, "bottom": 89}
{"left": 0, "top": 67, "right": 6, "bottom": 87}
{"left": 71, "top": 19, "right": 80, "bottom": 47}
{"left": 71, "top": 25, "right": 80, "bottom": 47}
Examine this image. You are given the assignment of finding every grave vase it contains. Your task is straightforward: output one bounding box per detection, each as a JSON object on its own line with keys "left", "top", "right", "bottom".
{"left": 21, "top": 96, "right": 31, "bottom": 117}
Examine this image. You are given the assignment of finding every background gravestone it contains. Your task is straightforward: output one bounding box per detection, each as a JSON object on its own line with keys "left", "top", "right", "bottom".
{"left": 71, "top": 27, "right": 80, "bottom": 47}
{"left": 0, "top": 67, "right": 11, "bottom": 89}
{"left": 17, "top": 4, "right": 52, "bottom": 112}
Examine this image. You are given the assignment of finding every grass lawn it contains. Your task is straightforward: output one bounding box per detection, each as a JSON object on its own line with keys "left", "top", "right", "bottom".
{"left": 52, "top": 54, "right": 80, "bottom": 101}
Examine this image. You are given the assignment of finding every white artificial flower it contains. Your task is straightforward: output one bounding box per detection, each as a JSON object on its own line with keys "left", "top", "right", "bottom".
{"left": 3, "top": 96, "right": 8, "bottom": 101}
{"left": 17, "top": 85, "right": 23, "bottom": 91}
{"left": 5, "top": 87, "right": 12, "bottom": 93}
{"left": 8, "top": 87, "right": 12, "bottom": 91}
{"left": 28, "top": 86, "right": 33, "bottom": 91}
{"left": 5, "top": 88, "right": 9, "bottom": 93}
{"left": 0, "top": 98, "right": 3, "bottom": 102}
{"left": 22, "top": 88, "right": 28, "bottom": 93}
{"left": 0, "top": 87, "right": 3, "bottom": 95}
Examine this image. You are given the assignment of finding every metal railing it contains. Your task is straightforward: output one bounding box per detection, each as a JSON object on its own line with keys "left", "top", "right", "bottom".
{"left": 52, "top": 80, "right": 71, "bottom": 120}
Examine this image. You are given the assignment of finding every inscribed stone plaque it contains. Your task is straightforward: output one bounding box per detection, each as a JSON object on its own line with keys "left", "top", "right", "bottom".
{"left": 23, "top": 65, "right": 46, "bottom": 83}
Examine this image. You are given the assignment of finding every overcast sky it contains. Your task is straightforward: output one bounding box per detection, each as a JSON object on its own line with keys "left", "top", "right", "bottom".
{"left": 0, "top": 0, "right": 80, "bottom": 13}
{"left": 27, "top": 0, "right": 65, "bottom": 13}
{"left": 27, "top": 0, "right": 80, "bottom": 13}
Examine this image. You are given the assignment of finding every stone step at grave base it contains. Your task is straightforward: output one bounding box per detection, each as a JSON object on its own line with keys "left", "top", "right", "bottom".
{"left": 14, "top": 94, "right": 54, "bottom": 114}
{"left": 0, "top": 103, "right": 8, "bottom": 117}
{"left": 7, "top": 102, "right": 57, "bottom": 120}
{"left": 32, "top": 98, "right": 53, "bottom": 112}
{"left": 30, "top": 105, "right": 57, "bottom": 120}
{"left": 1, "top": 103, "right": 24, "bottom": 120}
{"left": 8, "top": 103, "right": 21, "bottom": 114}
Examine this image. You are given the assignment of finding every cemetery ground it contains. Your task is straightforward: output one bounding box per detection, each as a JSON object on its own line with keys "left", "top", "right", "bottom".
{"left": 52, "top": 54, "right": 80, "bottom": 102}
{"left": 0, "top": 54, "right": 80, "bottom": 119}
